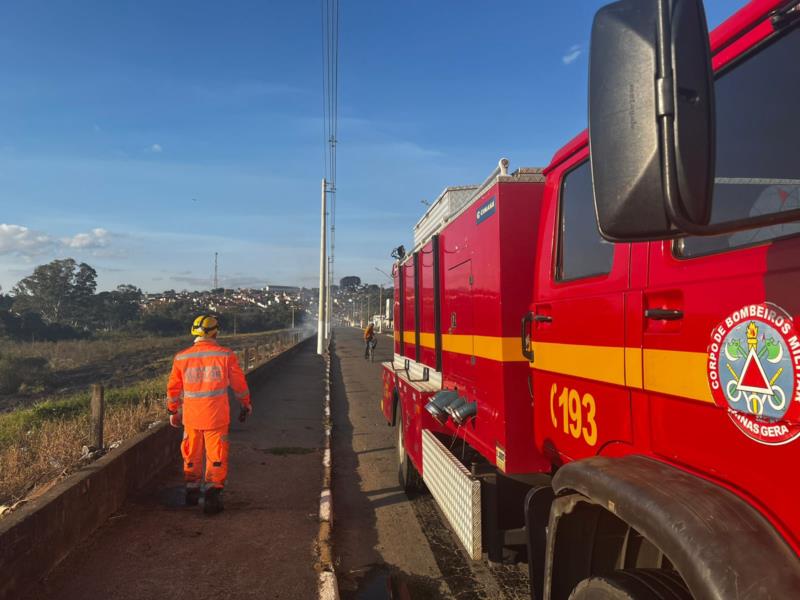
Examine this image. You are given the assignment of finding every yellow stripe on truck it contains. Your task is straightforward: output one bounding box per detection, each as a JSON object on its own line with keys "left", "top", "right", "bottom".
{"left": 643, "top": 348, "right": 714, "bottom": 404}
{"left": 419, "top": 332, "right": 436, "bottom": 349}
{"left": 625, "top": 347, "right": 643, "bottom": 389}
{"left": 442, "top": 334, "right": 527, "bottom": 362}
{"left": 531, "top": 341, "right": 626, "bottom": 386}
{"left": 393, "top": 331, "right": 713, "bottom": 404}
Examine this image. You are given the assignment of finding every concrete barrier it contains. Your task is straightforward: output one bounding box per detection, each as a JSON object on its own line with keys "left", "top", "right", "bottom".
{"left": 0, "top": 334, "right": 313, "bottom": 600}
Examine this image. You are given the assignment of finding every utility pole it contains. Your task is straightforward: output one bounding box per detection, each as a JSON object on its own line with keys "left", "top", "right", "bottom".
{"left": 317, "top": 178, "right": 327, "bottom": 355}
{"left": 291, "top": 306, "right": 295, "bottom": 329}
{"left": 213, "top": 252, "right": 218, "bottom": 289}
{"left": 378, "top": 285, "right": 383, "bottom": 333}
{"left": 326, "top": 256, "right": 332, "bottom": 337}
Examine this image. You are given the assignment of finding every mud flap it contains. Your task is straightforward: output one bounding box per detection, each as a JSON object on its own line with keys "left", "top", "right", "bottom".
{"left": 524, "top": 484, "right": 554, "bottom": 600}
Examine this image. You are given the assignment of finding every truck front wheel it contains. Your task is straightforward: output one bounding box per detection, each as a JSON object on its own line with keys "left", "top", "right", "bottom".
{"left": 568, "top": 569, "right": 691, "bottom": 600}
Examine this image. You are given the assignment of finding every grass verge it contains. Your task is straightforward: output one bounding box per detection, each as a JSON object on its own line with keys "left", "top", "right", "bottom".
{"left": 0, "top": 376, "right": 167, "bottom": 506}
{"left": 0, "top": 330, "right": 306, "bottom": 507}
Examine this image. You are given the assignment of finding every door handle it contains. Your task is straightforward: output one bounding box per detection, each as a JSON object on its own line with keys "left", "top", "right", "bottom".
{"left": 520, "top": 312, "right": 534, "bottom": 361}
{"left": 644, "top": 308, "right": 684, "bottom": 321}
{"left": 533, "top": 314, "right": 552, "bottom": 323}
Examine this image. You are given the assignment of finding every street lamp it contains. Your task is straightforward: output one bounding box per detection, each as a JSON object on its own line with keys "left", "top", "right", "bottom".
{"left": 374, "top": 267, "right": 393, "bottom": 333}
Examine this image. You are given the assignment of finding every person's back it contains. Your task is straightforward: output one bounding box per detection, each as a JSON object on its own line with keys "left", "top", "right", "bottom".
{"left": 166, "top": 315, "right": 252, "bottom": 514}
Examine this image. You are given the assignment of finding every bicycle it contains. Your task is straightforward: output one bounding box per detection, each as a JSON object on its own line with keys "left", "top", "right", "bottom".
{"left": 366, "top": 338, "right": 377, "bottom": 362}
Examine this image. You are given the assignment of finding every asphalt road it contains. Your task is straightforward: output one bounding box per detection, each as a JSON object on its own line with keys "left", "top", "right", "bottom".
{"left": 331, "top": 327, "right": 530, "bottom": 599}
{"left": 23, "top": 340, "right": 325, "bottom": 600}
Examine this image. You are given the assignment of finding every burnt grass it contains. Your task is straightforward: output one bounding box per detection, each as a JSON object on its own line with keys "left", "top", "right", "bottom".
{"left": 0, "top": 331, "right": 291, "bottom": 413}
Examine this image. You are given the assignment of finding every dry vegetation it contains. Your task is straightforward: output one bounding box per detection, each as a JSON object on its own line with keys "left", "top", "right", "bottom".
{"left": 0, "top": 329, "right": 304, "bottom": 507}
{"left": 0, "top": 329, "right": 297, "bottom": 413}
{"left": 0, "top": 379, "right": 166, "bottom": 505}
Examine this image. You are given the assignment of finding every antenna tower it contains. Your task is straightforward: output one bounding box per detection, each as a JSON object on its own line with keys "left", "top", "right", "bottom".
{"left": 213, "top": 252, "right": 219, "bottom": 289}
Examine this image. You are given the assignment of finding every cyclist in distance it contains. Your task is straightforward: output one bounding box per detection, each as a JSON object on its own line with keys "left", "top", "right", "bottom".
{"left": 364, "top": 322, "right": 376, "bottom": 360}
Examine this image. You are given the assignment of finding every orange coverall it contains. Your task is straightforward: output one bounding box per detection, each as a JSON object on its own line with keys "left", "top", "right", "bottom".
{"left": 166, "top": 339, "right": 251, "bottom": 489}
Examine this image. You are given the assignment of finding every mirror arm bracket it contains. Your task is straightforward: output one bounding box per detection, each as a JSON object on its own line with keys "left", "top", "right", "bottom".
{"left": 656, "top": 77, "right": 674, "bottom": 117}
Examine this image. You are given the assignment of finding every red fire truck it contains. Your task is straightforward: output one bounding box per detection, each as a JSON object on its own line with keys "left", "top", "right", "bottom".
{"left": 380, "top": 0, "right": 800, "bottom": 598}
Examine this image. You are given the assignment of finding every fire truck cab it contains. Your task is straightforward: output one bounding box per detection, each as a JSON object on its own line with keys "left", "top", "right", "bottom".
{"left": 381, "top": 1, "right": 800, "bottom": 598}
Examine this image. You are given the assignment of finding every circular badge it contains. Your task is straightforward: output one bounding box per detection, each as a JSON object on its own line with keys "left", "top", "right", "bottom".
{"left": 708, "top": 302, "right": 800, "bottom": 445}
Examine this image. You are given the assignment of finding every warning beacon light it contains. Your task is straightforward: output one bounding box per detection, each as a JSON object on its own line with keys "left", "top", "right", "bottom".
{"left": 425, "top": 390, "right": 459, "bottom": 424}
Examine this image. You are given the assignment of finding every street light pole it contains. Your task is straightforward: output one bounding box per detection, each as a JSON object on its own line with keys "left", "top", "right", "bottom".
{"left": 374, "top": 266, "right": 393, "bottom": 334}
{"left": 378, "top": 285, "right": 383, "bottom": 333}
{"left": 317, "top": 178, "right": 327, "bottom": 355}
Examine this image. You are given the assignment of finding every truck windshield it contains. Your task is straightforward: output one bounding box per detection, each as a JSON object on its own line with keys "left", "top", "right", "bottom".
{"left": 676, "top": 25, "right": 800, "bottom": 258}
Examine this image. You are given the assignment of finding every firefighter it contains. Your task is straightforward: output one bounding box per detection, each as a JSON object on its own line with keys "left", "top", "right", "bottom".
{"left": 364, "top": 322, "right": 376, "bottom": 359}
{"left": 166, "top": 315, "right": 252, "bottom": 514}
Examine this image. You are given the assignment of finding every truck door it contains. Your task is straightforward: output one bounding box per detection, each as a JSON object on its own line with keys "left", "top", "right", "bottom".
{"left": 642, "top": 23, "right": 800, "bottom": 547}
{"left": 443, "top": 258, "right": 474, "bottom": 393}
{"left": 532, "top": 156, "right": 634, "bottom": 463}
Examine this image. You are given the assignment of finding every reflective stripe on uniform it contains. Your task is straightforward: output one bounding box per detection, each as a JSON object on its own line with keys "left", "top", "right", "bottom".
{"left": 167, "top": 395, "right": 182, "bottom": 402}
{"left": 175, "top": 351, "right": 231, "bottom": 361}
{"left": 184, "top": 387, "right": 229, "bottom": 398}
{"left": 234, "top": 390, "right": 249, "bottom": 399}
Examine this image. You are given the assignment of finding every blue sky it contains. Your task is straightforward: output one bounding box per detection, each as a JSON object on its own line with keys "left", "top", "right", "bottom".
{"left": 0, "top": 0, "right": 743, "bottom": 292}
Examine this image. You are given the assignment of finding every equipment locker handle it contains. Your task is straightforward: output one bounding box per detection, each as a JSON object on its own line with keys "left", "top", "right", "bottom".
{"left": 521, "top": 312, "right": 534, "bottom": 362}
{"left": 644, "top": 308, "right": 684, "bottom": 321}
{"left": 533, "top": 314, "right": 552, "bottom": 323}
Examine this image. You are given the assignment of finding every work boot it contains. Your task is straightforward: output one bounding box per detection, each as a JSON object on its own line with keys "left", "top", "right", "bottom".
{"left": 185, "top": 487, "right": 201, "bottom": 506}
{"left": 203, "top": 487, "right": 224, "bottom": 515}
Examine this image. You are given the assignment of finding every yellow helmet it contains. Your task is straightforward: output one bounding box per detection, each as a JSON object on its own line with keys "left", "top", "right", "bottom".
{"left": 191, "top": 315, "right": 219, "bottom": 337}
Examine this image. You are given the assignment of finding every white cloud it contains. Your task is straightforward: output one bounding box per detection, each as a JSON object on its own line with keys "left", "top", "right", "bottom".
{"left": 562, "top": 44, "right": 582, "bottom": 65}
{"left": 0, "top": 224, "right": 55, "bottom": 256}
{"left": 62, "top": 228, "right": 110, "bottom": 250}
{"left": 0, "top": 224, "right": 117, "bottom": 258}
{"left": 149, "top": 143, "right": 163, "bottom": 153}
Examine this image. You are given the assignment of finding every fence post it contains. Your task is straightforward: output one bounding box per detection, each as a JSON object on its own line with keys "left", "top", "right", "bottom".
{"left": 91, "top": 384, "right": 104, "bottom": 449}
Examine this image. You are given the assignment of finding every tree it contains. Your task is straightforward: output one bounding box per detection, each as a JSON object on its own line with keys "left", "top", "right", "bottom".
{"left": 93, "top": 284, "right": 144, "bottom": 330}
{"left": 12, "top": 258, "right": 98, "bottom": 328}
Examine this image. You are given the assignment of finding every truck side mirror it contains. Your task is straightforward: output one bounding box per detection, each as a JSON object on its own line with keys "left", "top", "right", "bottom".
{"left": 588, "top": 0, "right": 715, "bottom": 241}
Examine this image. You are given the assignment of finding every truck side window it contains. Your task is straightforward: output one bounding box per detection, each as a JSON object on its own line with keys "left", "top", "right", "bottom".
{"left": 557, "top": 161, "right": 614, "bottom": 281}
{"left": 676, "top": 27, "right": 800, "bottom": 258}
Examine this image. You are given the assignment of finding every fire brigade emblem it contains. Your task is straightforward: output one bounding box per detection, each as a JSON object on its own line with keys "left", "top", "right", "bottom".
{"left": 708, "top": 303, "right": 800, "bottom": 445}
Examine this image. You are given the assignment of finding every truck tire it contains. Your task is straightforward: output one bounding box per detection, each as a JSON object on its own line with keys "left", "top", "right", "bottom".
{"left": 568, "top": 569, "right": 691, "bottom": 600}
{"left": 397, "top": 405, "right": 420, "bottom": 492}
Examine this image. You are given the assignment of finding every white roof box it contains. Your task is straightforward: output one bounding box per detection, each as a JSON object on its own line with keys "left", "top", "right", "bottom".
{"left": 413, "top": 185, "right": 479, "bottom": 247}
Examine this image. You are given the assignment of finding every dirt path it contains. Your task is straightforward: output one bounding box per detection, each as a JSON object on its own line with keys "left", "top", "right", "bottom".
{"left": 22, "top": 340, "right": 325, "bottom": 600}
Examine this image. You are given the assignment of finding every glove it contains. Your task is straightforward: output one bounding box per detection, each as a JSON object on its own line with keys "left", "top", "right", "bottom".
{"left": 238, "top": 404, "right": 252, "bottom": 423}
{"left": 169, "top": 412, "right": 182, "bottom": 429}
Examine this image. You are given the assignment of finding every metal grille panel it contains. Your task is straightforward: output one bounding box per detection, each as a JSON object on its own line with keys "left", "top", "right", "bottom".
{"left": 422, "top": 429, "right": 481, "bottom": 559}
